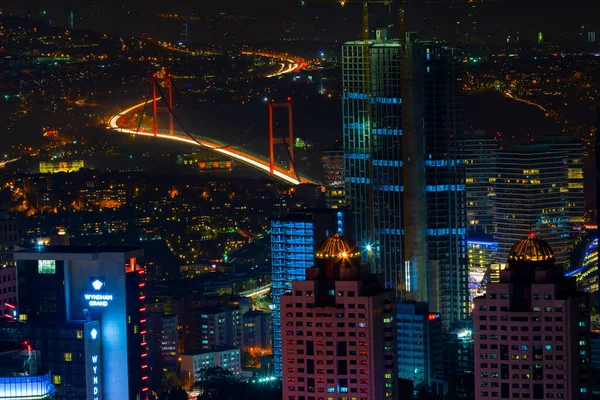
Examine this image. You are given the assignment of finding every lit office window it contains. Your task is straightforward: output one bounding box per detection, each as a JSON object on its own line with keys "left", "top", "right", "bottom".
{"left": 38, "top": 260, "right": 56, "bottom": 274}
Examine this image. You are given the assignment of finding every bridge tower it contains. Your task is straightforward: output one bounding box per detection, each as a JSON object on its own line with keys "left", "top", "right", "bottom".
{"left": 268, "top": 101, "right": 295, "bottom": 175}
{"left": 152, "top": 74, "right": 174, "bottom": 135}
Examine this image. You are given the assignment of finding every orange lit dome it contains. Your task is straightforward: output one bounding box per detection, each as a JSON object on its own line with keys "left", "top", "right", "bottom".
{"left": 508, "top": 232, "right": 555, "bottom": 262}
{"left": 315, "top": 233, "right": 360, "bottom": 260}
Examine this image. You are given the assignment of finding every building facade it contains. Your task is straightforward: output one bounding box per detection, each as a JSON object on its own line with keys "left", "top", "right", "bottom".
{"left": 474, "top": 234, "right": 592, "bottom": 400}
{"left": 242, "top": 310, "right": 272, "bottom": 351}
{"left": 14, "top": 246, "right": 146, "bottom": 400}
{"left": 342, "top": 36, "right": 406, "bottom": 291}
{"left": 404, "top": 38, "right": 468, "bottom": 328}
{"left": 396, "top": 301, "right": 443, "bottom": 386}
{"left": 271, "top": 210, "right": 344, "bottom": 377}
{"left": 464, "top": 130, "right": 497, "bottom": 235}
{"left": 180, "top": 347, "right": 241, "bottom": 383}
{"left": 494, "top": 144, "right": 570, "bottom": 269}
{"left": 280, "top": 233, "right": 398, "bottom": 400}
{"left": 468, "top": 239, "right": 498, "bottom": 305}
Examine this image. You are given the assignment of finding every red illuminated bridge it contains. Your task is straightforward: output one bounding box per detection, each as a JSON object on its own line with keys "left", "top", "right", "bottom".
{"left": 107, "top": 100, "right": 319, "bottom": 186}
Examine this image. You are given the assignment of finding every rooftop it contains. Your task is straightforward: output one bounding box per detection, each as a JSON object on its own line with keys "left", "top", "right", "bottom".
{"left": 508, "top": 232, "right": 555, "bottom": 263}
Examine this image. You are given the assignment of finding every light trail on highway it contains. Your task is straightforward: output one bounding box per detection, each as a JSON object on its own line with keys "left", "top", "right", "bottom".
{"left": 241, "top": 51, "right": 307, "bottom": 77}
{"left": 107, "top": 100, "right": 317, "bottom": 186}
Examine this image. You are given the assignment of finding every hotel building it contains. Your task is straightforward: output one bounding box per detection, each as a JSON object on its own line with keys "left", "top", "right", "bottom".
{"left": 474, "top": 233, "right": 592, "bottom": 399}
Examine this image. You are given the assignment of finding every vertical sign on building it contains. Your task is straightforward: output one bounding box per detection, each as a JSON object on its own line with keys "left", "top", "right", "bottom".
{"left": 84, "top": 322, "right": 102, "bottom": 400}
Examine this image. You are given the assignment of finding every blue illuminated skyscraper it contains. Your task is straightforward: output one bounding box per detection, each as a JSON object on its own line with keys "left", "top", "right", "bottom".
{"left": 404, "top": 39, "right": 468, "bottom": 329}
{"left": 342, "top": 34, "right": 467, "bottom": 329}
{"left": 342, "top": 32, "right": 406, "bottom": 291}
{"left": 270, "top": 210, "right": 345, "bottom": 377}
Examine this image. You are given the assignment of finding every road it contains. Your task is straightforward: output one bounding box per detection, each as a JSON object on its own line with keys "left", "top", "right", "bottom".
{"left": 240, "top": 51, "right": 307, "bottom": 78}
{"left": 239, "top": 283, "right": 272, "bottom": 298}
{"left": 107, "top": 100, "right": 318, "bottom": 185}
{"left": 0, "top": 158, "right": 20, "bottom": 168}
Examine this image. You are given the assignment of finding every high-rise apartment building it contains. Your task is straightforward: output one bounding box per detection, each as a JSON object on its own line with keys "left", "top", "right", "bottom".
{"left": 13, "top": 246, "right": 146, "bottom": 400}
{"left": 404, "top": 38, "right": 468, "bottom": 328}
{"left": 190, "top": 307, "right": 242, "bottom": 350}
{"left": 474, "top": 233, "right": 592, "bottom": 400}
{"left": 342, "top": 34, "right": 467, "bottom": 328}
{"left": 494, "top": 144, "right": 570, "bottom": 269}
{"left": 242, "top": 310, "right": 272, "bottom": 351}
{"left": 464, "top": 130, "right": 497, "bottom": 235}
{"left": 541, "top": 136, "right": 585, "bottom": 231}
{"left": 271, "top": 210, "right": 344, "bottom": 377}
{"left": 322, "top": 142, "right": 346, "bottom": 209}
{"left": 280, "top": 233, "right": 398, "bottom": 400}
{"left": 342, "top": 35, "right": 405, "bottom": 291}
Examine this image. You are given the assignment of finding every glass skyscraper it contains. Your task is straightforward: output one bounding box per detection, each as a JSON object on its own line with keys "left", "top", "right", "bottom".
{"left": 342, "top": 36, "right": 406, "bottom": 291}
{"left": 493, "top": 144, "right": 570, "bottom": 269}
{"left": 342, "top": 34, "right": 468, "bottom": 329}
{"left": 405, "top": 39, "right": 469, "bottom": 328}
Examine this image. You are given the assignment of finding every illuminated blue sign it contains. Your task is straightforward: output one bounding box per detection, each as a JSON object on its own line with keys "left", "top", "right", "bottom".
{"left": 84, "top": 277, "right": 113, "bottom": 307}
{"left": 91, "top": 354, "right": 100, "bottom": 399}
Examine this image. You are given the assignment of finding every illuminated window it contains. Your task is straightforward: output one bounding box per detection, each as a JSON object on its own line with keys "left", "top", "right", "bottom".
{"left": 76, "top": 330, "right": 83, "bottom": 339}
{"left": 38, "top": 260, "right": 56, "bottom": 274}
{"left": 18, "top": 314, "right": 27, "bottom": 322}
{"left": 53, "top": 375, "right": 61, "bottom": 385}
{"left": 64, "top": 353, "right": 72, "bottom": 362}
{"left": 134, "top": 324, "right": 139, "bottom": 334}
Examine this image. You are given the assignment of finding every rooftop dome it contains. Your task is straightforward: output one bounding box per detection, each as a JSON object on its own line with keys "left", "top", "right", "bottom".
{"left": 315, "top": 233, "right": 360, "bottom": 260}
{"left": 508, "top": 232, "right": 555, "bottom": 262}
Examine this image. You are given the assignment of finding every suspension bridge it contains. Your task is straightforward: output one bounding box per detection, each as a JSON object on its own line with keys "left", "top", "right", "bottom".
{"left": 107, "top": 61, "right": 318, "bottom": 186}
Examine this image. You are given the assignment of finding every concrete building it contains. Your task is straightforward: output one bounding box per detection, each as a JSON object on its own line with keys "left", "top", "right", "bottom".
{"left": 280, "top": 233, "right": 398, "bottom": 400}
{"left": 396, "top": 301, "right": 443, "bottom": 386}
{"left": 474, "top": 233, "right": 592, "bottom": 400}
{"left": 146, "top": 312, "right": 178, "bottom": 388}
{"left": 13, "top": 245, "right": 146, "bottom": 400}
{"left": 180, "top": 346, "right": 241, "bottom": 383}
{"left": 242, "top": 310, "right": 272, "bottom": 351}
{"left": 190, "top": 307, "right": 242, "bottom": 351}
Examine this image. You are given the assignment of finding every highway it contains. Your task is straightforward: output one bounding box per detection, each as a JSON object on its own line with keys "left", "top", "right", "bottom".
{"left": 239, "top": 283, "right": 272, "bottom": 298}
{"left": 107, "top": 100, "right": 318, "bottom": 186}
{"left": 240, "top": 51, "right": 307, "bottom": 78}
{"left": 0, "top": 157, "right": 20, "bottom": 168}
